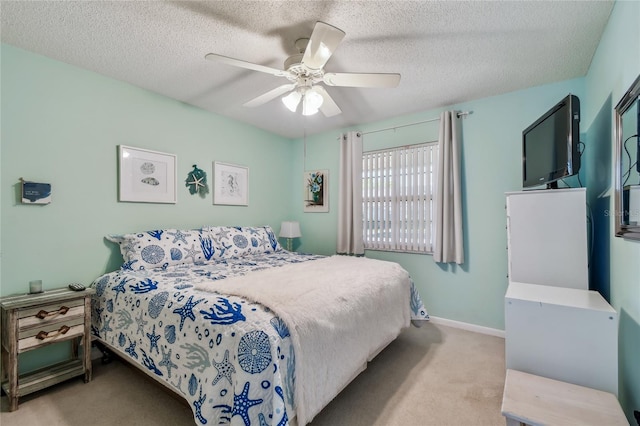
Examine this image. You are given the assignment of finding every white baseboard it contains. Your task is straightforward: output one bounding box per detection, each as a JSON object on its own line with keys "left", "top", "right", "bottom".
{"left": 428, "top": 316, "right": 505, "bottom": 338}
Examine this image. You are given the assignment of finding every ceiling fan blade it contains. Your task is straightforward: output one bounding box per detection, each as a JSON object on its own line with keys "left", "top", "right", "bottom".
{"left": 323, "top": 72, "right": 401, "bottom": 88}
{"left": 301, "top": 21, "right": 346, "bottom": 71}
{"left": 313, "top": 86, "right": 342, "bottom": 117}
{"left": 205, "top": 53, "right": 288, "bottom": 77}
{"left": 243, "top": 84, "right": 296, "bottom": 108}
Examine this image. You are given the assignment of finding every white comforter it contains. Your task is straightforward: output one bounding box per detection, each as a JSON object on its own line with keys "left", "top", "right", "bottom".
{"left": 195, "top": 255, "right": 411, "bottom": 425}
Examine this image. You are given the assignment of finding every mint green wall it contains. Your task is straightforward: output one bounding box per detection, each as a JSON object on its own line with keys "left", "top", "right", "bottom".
{"left": 292, "top": 78, "right": 584, "bottom": 331}
{"left": 0, "top": 45, "right": 294, "bottom": 293}
{"left": 583, "top": 1, "right": 640, "bottom": 422}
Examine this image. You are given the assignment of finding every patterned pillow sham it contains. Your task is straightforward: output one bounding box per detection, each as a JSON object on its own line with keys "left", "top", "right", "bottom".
{"left": 106, "top": 228, "right": 210, "bottom": 271}
{"left": 202, "top": 226, "right": 282, "bottom": 258}
{"left": 107, "top": 226, "right": 283, "bottom": 270}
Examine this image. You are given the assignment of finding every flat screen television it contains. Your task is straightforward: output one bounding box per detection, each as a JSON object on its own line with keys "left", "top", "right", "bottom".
{"left": 522, "top": 94, "right": 581, "bottom": 188}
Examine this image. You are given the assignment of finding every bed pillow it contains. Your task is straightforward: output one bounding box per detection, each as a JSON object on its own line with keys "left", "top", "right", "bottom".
{"left": 203, "top": 225, "right": 282, "bottom": 258}
{"left": 106, "top": 228, "right": 211, "bottom": 270}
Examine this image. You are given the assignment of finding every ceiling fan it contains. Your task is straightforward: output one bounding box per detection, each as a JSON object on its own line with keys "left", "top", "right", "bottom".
{"left": 205, "top": 21, "right": 401, "bottom": 117}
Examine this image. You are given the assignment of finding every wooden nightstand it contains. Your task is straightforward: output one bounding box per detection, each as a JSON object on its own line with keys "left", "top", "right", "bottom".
{"left": 0, "top": 287, "right": 95, "bottom": 411}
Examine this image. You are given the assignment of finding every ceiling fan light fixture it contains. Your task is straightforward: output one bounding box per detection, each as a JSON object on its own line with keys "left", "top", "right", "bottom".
{"left": 302, "top": 105, "right": 320, "bottom": 116}
{"left": 282, "top": 90, "right": 302, "bottom": 112}
{"left": 206, "top": 21, "right": 399, "bottom": 120}
{"left": 302, "top": 89, "right": 323, "bottom": 116}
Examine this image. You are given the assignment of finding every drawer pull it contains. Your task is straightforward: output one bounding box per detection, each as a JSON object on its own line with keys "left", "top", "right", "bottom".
{"left": 36, "top": 325, "right": 71, "bottom": 340}
{"left": 35, "top": 306, "right": 70, "bottom": 319}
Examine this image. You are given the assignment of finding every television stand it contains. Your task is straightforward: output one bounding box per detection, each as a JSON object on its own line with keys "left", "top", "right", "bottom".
{"left": 546, "top": 181, "right": 559, "bottom": 189}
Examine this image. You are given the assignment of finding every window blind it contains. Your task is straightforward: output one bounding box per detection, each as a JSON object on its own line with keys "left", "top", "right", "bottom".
{"left": 362, "top": 142, "right": 438, "bottom": 253}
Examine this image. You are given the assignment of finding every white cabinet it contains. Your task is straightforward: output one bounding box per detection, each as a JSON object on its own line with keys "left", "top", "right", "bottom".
{"left": 505, "top": 281, "right": 618, "bottom": 395}
{"left": 506, "top": 188, "right": 588, "bottom": 289}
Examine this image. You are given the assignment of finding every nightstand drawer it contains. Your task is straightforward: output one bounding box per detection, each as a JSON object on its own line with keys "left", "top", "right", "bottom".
{"left": 18, "top": 304, "right": 85, "bottom": 330}
{"left": 19, "top": 316, "right": 85, "bottom": 341}
{"left": 17, "top": 298, "right": 84, "bottom": 318}
{"left": 18, "top": 323, "right": 85, "bottom": 352}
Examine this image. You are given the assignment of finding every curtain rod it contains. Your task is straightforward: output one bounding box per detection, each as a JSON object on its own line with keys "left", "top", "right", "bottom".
{"left": 361, "top": 110, "right": 472, "bottom": 136}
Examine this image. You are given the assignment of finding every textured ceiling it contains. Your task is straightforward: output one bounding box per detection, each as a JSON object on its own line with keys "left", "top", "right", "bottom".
{"left": 1, "top": 1, "right": 614, "bottom": 139}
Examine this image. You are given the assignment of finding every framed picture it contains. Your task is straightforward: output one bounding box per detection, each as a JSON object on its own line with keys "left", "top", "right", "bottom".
{"left": 304, "top": 170, "right": 329, "bottom": 212}
{"left": 213, "top": 161, "right": 249, "bottom": 206}
{"left": 21, "top": 181, "right": 52, "bottom": 205}
{"left": 118, "top": 145, "right": 177, "bottom": 203}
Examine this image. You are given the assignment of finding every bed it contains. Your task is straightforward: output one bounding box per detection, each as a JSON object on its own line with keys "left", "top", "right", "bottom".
{"left": 90, "top": 225, "right": 429, "bottom": 426}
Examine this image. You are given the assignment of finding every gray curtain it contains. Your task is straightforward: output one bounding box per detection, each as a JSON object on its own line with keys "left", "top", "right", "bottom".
{"left": 337, "top": 131, "right": 364, "bottom": 255}
{"left": 434, "top": 111, "right": 464, "bottom": 264}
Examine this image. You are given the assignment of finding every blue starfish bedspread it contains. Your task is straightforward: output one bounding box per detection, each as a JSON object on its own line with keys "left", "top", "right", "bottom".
{"left": 91, "top": 251, "right": 429, "bottom": 425}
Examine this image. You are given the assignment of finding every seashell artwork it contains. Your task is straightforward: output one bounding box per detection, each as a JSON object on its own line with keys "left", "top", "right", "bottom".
{"left": 140, "top": 162, "right": 156, "bottom": 174}
{"left": 118, "top": 145, "right": 176, "bottom": 203}
{"left": 141, "top": 177, "right": 160, "bottom": 186}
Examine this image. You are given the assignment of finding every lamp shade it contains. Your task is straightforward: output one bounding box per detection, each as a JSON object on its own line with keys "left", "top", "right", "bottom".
{"left": 302, "top": 89, "right": 323, "bottom": 116}
{"left": 279, "top": 221, "right": 302, "bottom": 238}
{"left": 282, "top": 91, "right": 301, "bottom": 112}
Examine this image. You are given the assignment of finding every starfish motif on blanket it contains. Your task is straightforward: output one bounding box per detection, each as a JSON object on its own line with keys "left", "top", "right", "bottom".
{"left": 99, "top": 317, "right": 113, "bottom": 335}
{"left": 214, "top": 228, "right": 231, "bottom": 240}
{"left": 212, "top": 349, "right": 235, "bottom": 385}
{"left": 93, "top": 305, "right": 104, "bottom": 324}
{"left": 112, "top": 277, "right": 130, "bottom": 301}
{"left": 173, "top": 295, "right": 205, "bottom": 331}
{"left": 167, "top": 229, "right": 190, "bottom": 244}
{"left": 121, "top": 259, "right": 138, "bottom": 271}
{"left": 183, "top": 244, "right": 201, "bottom": 263}
{"left": 146, "top": 324, "right": 161, "bottom": 354}
{"left": 232, "top": 382, "right": 263, "bottom": 426}
{"left": 217, "top": 241, "right": 233, "bottom": 258}
{"left": 135, "top": 310, "right": 148, "bottom": 335}
{"left": 158, "top": 346, "right": 177, "bottom": 378}
{"left": 256, "top": 235, "right": 270, "bottom": 249}
{"left": 121, "top": 239, "right": 138, "bottom": 253}
{"left": 125, "top": 338, "right": 138, "bottom": 359}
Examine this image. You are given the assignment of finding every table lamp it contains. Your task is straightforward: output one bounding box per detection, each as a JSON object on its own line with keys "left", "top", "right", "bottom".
{"left": 279, "top": 221, "right": 302, "bottom": 251}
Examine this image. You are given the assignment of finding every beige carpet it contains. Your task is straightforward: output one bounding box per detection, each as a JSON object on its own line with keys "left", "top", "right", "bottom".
{"left": 1, "top": 323, "right": 506, "bottom": 426}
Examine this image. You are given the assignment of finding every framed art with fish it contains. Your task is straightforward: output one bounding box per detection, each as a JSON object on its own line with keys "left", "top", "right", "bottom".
{"left": 118, "top": 145, "right": 177, "bottom": 203}
{"left": 213, "top": 161, "right": 249, "bottom": 206}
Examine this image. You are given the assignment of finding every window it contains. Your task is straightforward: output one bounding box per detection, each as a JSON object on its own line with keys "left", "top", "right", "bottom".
{"left": 362, "top": 142, "right": 438, "bottom": 253}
